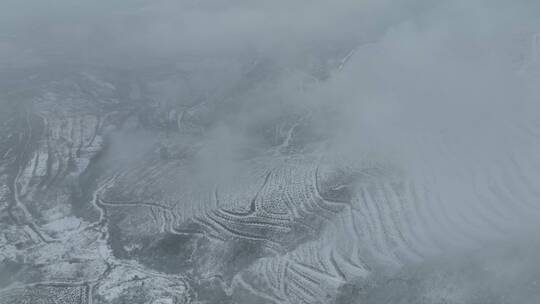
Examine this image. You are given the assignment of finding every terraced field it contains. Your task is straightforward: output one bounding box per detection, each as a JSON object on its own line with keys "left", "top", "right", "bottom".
{"left": 2, "top": 2, "right": 540, "bottom": 303}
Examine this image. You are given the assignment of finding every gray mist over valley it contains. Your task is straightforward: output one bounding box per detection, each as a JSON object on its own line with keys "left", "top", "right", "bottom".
{"left": 1, "top": 1, "right": 540, "bottom": 303}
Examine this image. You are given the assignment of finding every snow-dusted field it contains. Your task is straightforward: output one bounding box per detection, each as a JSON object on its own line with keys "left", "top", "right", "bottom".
{"left": 1, "top": 1, "right": 540, "bottom": 303}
